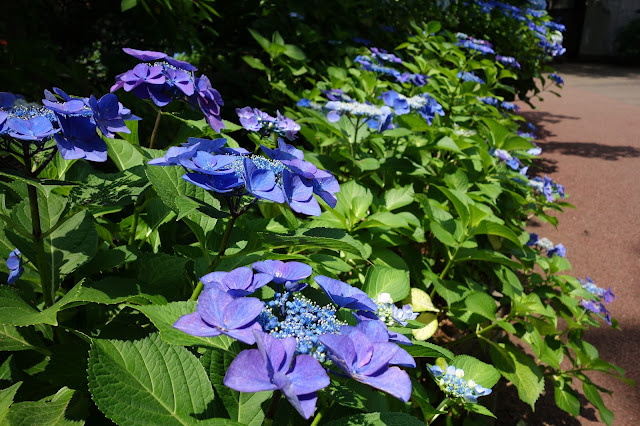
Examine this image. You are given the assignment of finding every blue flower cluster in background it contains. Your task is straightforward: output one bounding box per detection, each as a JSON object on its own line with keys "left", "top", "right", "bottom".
{"left": 527, "top": 233, "right": 566, "bottom": 258}
{"left": 0, "top": 89, "right": 136, "bottom": 162}
{"left": 527, "top": 175, "right": 564, "bottom": 202}
{"left": 355, "top": 48, "right": 428, "bottom": 86}
{"left": 580, "top": 277, "right": 616, "bottom": 325}
{"left": 111, "top": 48, "right": 225, "bottom": 132}
{"left": 175, "top": 260, "right": 417, "bottom": 419}
{"left": 455, "top": 33, "right": 495, "bottom": 55}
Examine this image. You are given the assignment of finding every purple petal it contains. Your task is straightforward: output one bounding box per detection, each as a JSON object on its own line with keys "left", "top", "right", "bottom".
{"left": 173, "top": 312, "right": 221, "bottom": 337}
{"left": 359, "top": 367, "right": 412, "bottom": 402}
{"left": 286, "top": 354, "right": 330, "bottom": 394}
{"left": 314, "top": 275, "right": 377, "bottom": 311}
{"left": 318, "top": 334, "right": 356, "bottom": 373}
{"left": 223, "top": 349, "right": 277, "bottom": 392}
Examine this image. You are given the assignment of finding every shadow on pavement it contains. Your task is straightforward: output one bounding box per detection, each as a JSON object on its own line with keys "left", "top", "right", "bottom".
{"left": 540, "top": 141, "right": 640, "bottom": 161}
{"left": 555, "top": 63, "right": 640, "bottom": 79}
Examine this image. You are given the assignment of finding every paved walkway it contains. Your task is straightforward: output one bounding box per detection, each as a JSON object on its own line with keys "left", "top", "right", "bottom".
{"left": 518, "top": 63, "right": 640, "bottom": 425}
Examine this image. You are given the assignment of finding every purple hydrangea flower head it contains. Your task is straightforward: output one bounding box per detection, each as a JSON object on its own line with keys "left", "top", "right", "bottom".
{"left": 53, "top": 115, "right": 108, "bottom": 162}
{"left": 282, "top": 170, "right": 321, "bottom": 216}
{"left": 87, "top": 93, "right": 130, "bottom": 138}
{"left": 200, "top": 266, "right": 273, "bottom": 297}
{"left": 370, "top": 47, "right": 403, "bottom": 64}
{"left": 319, "top": 325, "right": 412, "bottom": 402}
{"left": 148, "top": 137, "right": 230, "bottom": 168}
{"left": 173, "top": 287, "right": 264, "bottom": 344}
{"left": 236, "top": 107, "right": 300, "bottom": 140}
{"left": 314, "top": 276, "right": 377, "bottom": 311}
{"left": 224, "top": 331, "right": 329, "bottom": 419}
{"left": 251, "top": 260, "right": 312, "bottom": 287}
{"left": 6, "top": 249, "right": 23, "bottom": 285}
{"left": 581, "top": 300, "right": 612, "bottom": 325}
{"left": 479, "top": 96, "right": 500, "bottom": 107}
{"left": 527, "top": 233, "right": 539, "bottom": 246}
{"left": 192, "top": 75, "right": 224, "bottom": 133}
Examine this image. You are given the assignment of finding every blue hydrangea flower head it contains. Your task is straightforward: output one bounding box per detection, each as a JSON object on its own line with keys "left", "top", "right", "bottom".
{"left": 173, "top": 287, "right": 264, "bottom": 344}
{"left": 314, "top": 275, "right": 377, "bottom": 311}
{"left": 53, "top": 115, "right": 108, "bottom": 162}
{"left": 458, "top": 71, "right": 485, "bottom": 84}
{"left": 496, "top": 55, "right": 521, "bottom": 69}
{"left": 6, "top": 249, "right": 23, "bottom": 285}
{"left": 428, "top": 362, "right": 492, "bottom": 403}
{"left": 224, "top": 330, "right": 329, "bottom": 419}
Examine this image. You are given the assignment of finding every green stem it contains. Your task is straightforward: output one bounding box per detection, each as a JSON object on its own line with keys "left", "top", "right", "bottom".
{"left": 310, "top": 408, "right": 325, "bottom": 426}
{"left": 428, "top": 398, "right": 451, "bottom": 425}
{"left": 430, "top": 243, "right": 463, "bottom": 299}
{"left": 189, "top": 213, "right": 238, "bottom": 301}
{"left": 149, "top": 108, "right": 162, "bottom": 149}
{"left": 23, "top": 146, "right": 54, "bottom": 307}
{"left": 128, "top": 206, "right": 140, "bottom": 245}
{"left": 32, "top": 146, "right": 59, "bottom": 177}
{"left": 451, "top": 321, "right": 500, "bottom": 346}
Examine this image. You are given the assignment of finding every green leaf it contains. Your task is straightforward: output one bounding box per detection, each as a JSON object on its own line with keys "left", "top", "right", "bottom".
{"left": 0, "top": 382, "right": 22, "bottom": 423}
{"left": 88, "top": 333, "right": 215, "bottom": 425}
{"left": 436, "top": 136, "right": 462, "bottom": 153}
{"left": 554, "top": 382, "right": 580, "bottom": 417}
{"left": 404, "top": 341, "right": 453, "bottom": 360}
{"left": 358, "top": 212, "right": 409, "bottom": 230}
{"left": 0, "top": 287, "right": 57, "bottom": 326}
{"left": 489, "top": 342, "right": 544, "bottom": 409}
{"left": 242, "top": 56, "right": 267, "bottom": 71}
{"left": 429, "top": 221, "right": 458, "bottom": 246}
{"left": 104, "top": 137, "right": 145, "bottom": 170}
{"left": 434, "top": 186, "right": 470, "bottom": 227}
{"left": 325, "top": 412, "right": 425, "bottom": 426}
{"left": 454, "top": 248, "right": 521, "bottom": 269}
{"left": 452, "top": 355, "right": 500, "bottom": 388}
{"left": 385, "top": 185, "right": 414, "bottom": 211}
{"left": 68, "top": 166, "right": 148, "bottom": 208}
{"left": 363, "top": 266, "right": 410, "bottom": 302}
{"left": 248, "top": 28, "right": 271, "bottom": 52}
{"left": 121, "top": 0, "right": 137, "bottom": 12}
{"left": 583, "top": 382, "right": 613, "bottom": 425}
{"left": 470, "top": 220, "right": 521, "bottom": 246}
{"left": 133, "top": 302, "right": 236, "bottom": 352}
{"left": 463, "top": 292, "right": 497, "bottom": 320}
{"left": 283, "top": 44, "right": 306, "bottom": 61}
{"left": 463, "top": 403, "right": 496, "bottom": 418}
{"left": 0, "top": 324, "right": 47, "bottom": 352}
{"left": 5, "top": 387, "right": 78, "bottom": 425}
{"left": 46, "top": 209, "right": 99, "bottom": 276}
{"left": 251, "top": 227, "right": 369, "bottom": 259}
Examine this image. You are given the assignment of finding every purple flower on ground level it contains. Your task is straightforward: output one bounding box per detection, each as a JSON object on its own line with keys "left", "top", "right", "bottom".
{"left": 200, "top": 267, "right": 272, "bottom": 297}
{"left": 251, "top": 260, "right": 312, "bottom": 291}
{"left": 314, "top": 276, "right": 377, "bottom": 312}
{"left": 319, "top": 325, "right": 412, "bottom": 402}
{"left": 224, "top": 331, "right": 329, "bottom": 419}
{"left": 6, "top": 249, "right": 23, "bottom": 285}
{"left": 173, "top": 288, "right": 264, "bottom": 344}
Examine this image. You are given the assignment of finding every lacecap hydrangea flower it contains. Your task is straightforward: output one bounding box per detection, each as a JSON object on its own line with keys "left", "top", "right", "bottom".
{"left": 149, "top": 136, "right": 339, "bottom": 216}
{"left": 175, "top": 261, "right": 416, "bottom": 418}
{"left": 236, "top": 107, "right": 300, "bottom": 140}
{"left": 354, "top": 48, "right": 427, "bottom": 86}
{"left": 455, "top": 33, "right": 496, "bottom": 55}
{"left": 527, "top": 233, "right": 566, "bottom": 258}
{"left": 428, "top": 363, "right": 492, "bottom": 403}
{"left": 458, "top": 71, "right": 485, "bottom": 84}
{"left": 381, "top": 90, "right": 444, "bottom": 125}
{"left": 527, "top": 175, "right": 564, "bottom": 202}
{"left": 111, "top": 48, "right": 224, "bottom": 133}
{"left": 0, "top": 89, "right": 137, "bottom": 162}
{"left": 580, "top": 276, "right": 616, "bottom": 325}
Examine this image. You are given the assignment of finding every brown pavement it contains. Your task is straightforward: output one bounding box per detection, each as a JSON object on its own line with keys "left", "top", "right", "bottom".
{"left": 516, "top": 63, "right": 640, "bottom": 425}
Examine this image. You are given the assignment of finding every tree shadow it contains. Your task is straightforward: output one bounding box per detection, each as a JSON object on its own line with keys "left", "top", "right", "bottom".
{"left": 539, "top": 141, "right": 640, "bottom": 161}
{"left": 519, "top": 110, "right": 580, "bottom": 140}
{"left": 555, "top": 63, "right": 640, "bottom": 79}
